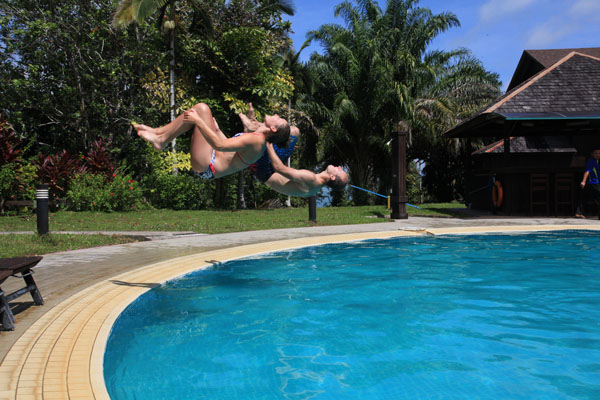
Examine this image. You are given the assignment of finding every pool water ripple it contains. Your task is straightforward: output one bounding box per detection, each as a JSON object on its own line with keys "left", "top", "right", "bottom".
{"left": 105, "top": 231, "right": 600, "bottom": 399}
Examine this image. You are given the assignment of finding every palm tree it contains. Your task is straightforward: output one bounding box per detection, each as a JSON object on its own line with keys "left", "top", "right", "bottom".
{"left": 301, "top": 0, "right": 499, "bottom": 203}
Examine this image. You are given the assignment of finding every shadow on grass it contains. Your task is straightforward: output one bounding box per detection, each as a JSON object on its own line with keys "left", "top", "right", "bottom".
{"left": 416, "top": 207, "right": 489, "bottom": 218}
{"left": 368, "top": 211, "right": 388, "bottom": 218}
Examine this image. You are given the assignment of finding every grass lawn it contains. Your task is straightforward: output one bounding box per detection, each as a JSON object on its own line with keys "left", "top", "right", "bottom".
{"left": 0, "top": 203, "right": 466, "bottom": 257}
{"left": 0, "top": 234, "right": 139, "bottom": 258}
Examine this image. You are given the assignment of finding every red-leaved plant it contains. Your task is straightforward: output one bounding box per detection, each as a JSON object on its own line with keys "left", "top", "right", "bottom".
{"left": 35, "top": 150, "right": 87, "bottom": 200}
{"left": 84, "top": 139, "right": 117, "bottom": 179}
{"left": 0, "top": 117, "right": 22, "bottom": 166}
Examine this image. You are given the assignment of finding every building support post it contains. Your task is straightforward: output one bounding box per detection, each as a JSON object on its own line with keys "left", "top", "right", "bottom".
{"left": 391, "top": 124, "right": 408, "bottom": 219}
{"left": 500, "top": 121, "right": 515, "bottom": 214}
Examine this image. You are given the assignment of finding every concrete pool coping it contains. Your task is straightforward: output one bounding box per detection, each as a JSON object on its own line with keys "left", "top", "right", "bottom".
{"left": 1, "top": 218, "right": 599, "bottom": 399}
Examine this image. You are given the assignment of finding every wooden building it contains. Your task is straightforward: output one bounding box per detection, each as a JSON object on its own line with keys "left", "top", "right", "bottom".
{"left": 445, "top": 48, "right": 600, "bottom": 216}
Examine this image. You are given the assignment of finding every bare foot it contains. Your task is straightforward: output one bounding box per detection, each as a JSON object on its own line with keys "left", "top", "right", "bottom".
{"left": 134, "top": 124, "right": 168, "bottom": 151}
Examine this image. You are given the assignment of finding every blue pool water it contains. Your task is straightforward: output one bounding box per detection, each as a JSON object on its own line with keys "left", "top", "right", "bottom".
{"left": 104, "top": 231, "right": 600, "bottom": 399}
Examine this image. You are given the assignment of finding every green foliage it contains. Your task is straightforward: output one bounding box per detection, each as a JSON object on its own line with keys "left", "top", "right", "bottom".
{"left": 106, "top": 173, "right": 145, "bottom": 211}
{"left": 84, "top": 139, "right": 117, "bottom": 179}
{"left": 158, "top": 152, "right": 192, "bottom": 174}
{"left": 301, "top": 0, "right": 501, "bottom": 203}
{"left": 66, "top": 172, "right": 144, "bottom": 212}
{"left": 0, "top": 0, "right": 165, "bottom": 158}
{"left": 136, "top": 142, "right": 210, "bottom": 210}
{"left": 113, "top": 0, "right": 171, "bottom": 27}
{"left": 0, "top": 118, "right": 22, "bottom": 165}
{"left": 0, "top": 119, "right": 36, "bottom": 208}
{"left": 179, "top": 2, "right": 294, "bottom": 116}
{"left": 142, "top": 172, "right": 211, "bottom": 210}
{"left": 0, "top": 165, "right": 16, "bottom": 205}
{"left": 405, "top": 161, "right": 425, "bottom": 204}
{"left": 1, "top": 0, "right": 301, "bottom": 211}
{"left": 66, "top": 173, "right": 111, "bottom": 211}
{"left": 13, "top": 162, "right": 37, "bottom": 201}
{"left": 35, "top": 150, "right": 86, "bottom": 201}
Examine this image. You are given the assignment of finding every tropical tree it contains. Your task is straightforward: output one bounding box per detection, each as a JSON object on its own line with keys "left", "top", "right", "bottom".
{"left": 113, "top": 0, "right": 295, "bottom": 145}
{"left": 302, "top": 0, "right": 500, "bottom": 203}
{"left": 115, "top": 0, "right": 201, "bottom": 153}
{"left": 409, "top": 50, "right": 500, "bottom": 200}
{"left": 0, "top": 0, "right": 164, "bottom": 158}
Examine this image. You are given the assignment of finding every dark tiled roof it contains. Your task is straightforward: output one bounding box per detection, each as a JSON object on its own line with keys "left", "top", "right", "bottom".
{"left": 508, "top": 47, "right": 600, "bottom": 90}
{"left": 526, "top": 47, "right": 600, "bottom": 68}
{"left": 495, "top": 54, "right": 600, "bottom": 114}
{"left": 473, "top": 136, "right": 577, "bottom": 155}
{"left": 445, "top": 52, "right": 600, "bottom": 138}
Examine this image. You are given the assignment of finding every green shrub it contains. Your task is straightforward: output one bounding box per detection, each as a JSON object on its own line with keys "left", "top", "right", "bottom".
{"left": 0, "top": 164, "right": 16, "bottom": 203}
{"left": 142, "top": 172, "right": 211, "bottom": 210}
{"left": 66, "top": 172, "right": 109, "bottom": 211}
{"left": 67, "top": 171, "right": 144, "bottom": 211}
{"left": 36, "top": 150, "right": 86, "bottom": 202}
{"left": 108, "top": 172, "right": 144, "bottom": 211}
{"left": 14, "top": 163, "right": 37, "bottom": 201}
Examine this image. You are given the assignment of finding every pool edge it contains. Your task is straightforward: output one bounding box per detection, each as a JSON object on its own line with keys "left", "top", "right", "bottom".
{"left": 1, "top": 226, "right": 598, "bottom": 399}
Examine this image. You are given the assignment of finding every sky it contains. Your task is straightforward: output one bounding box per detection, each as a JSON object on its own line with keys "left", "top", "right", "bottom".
{"left": 285, "top": 0, "right": 600, "bottom": 92}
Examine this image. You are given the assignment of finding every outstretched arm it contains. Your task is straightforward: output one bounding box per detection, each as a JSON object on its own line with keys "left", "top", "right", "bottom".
{"left": 266, "top": 143, "right": 316, "bottom": 183}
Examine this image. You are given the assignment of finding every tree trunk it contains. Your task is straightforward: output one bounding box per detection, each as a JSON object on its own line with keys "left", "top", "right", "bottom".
{"left": 214, "top": 178, "right": 225, "bottom": 207}
{"left": 169, "top": 4, "right": 176, "bottom": 155}
{"left": 237, "top": 171, "right": 246, "bottom": 209}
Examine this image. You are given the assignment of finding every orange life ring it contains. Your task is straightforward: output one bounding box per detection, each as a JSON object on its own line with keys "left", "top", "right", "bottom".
{"left": 492, "top": 181, "right": 503, "bottom": 208}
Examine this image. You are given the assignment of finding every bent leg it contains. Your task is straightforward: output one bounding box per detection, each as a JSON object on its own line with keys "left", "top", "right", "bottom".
{"left": 135, "top": 103, "right": 208, "bottom": 151}
{"left": 190, "top": 103, "right": 219, "bottom": 172}
{"left": 135, "top": 113, "right": 195, "bottom": 151}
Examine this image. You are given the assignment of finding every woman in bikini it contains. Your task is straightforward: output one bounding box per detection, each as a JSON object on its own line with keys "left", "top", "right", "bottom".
{"left": 134, "top": 102, "right": 290, "bottom": 180}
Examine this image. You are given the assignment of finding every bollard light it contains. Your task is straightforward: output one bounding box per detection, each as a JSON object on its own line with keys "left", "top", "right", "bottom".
{"left": 36, "top": 184, "right": 49, "bottom": 235}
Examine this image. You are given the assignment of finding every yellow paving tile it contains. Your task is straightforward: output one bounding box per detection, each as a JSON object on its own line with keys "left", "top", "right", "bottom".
{"left": 42, "top": 384, "right": 67, "bottom": 393}
{"left": 14, "top": 395, "right": 37, "bottom": 400}
{"left": 40, "top": 393, "right": 68, "bottom": 400}
{"left": 0, "top": 392, "right": 16, "bottom": 400}
{"left": 15, "top": 386, "right": 41, "bottom": 395}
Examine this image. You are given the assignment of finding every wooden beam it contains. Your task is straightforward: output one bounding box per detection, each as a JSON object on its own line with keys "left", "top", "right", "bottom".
{"left": 391, "top": 123, "right": 408, "bottom": 219}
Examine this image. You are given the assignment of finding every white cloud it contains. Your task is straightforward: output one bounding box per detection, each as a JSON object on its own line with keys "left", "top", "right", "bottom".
{"left": 526, "top": 22, "right": 574, "bottom": 48}
{"left": 478, "top": 0, "right": 538, "bottom": 24}
{"left": 569, "top": 0, "right": 600, "bottom": 21}
{"left": 525, "top": 0, "right": 599, "bottom": 48}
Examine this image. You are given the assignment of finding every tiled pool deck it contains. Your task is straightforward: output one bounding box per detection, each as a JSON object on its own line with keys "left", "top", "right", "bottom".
{"left": 1, "top": 216, "right": 598, "bottom": 399}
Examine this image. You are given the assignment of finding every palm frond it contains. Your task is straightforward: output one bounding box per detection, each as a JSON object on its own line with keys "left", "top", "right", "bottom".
{"left": 256, "top": 0, "right": 296, "bottom": 16}
{"left": 112, "top": 0, "right": 136, "bottom": 27}
{"left": 112, "top": 0, "right": 169, "bottom": 28}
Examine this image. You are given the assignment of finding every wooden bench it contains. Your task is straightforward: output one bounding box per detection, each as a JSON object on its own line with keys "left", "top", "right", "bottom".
{"left": 0, "top": 256, "right": 44, "bottom": 331}
{"left": 5, "top": 200, "right": 35, "bottom": 207}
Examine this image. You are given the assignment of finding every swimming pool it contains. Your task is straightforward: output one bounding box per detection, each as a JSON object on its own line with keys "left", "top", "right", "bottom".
{"left": 104, "top": 231, "right": 600, "bottom": 399}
